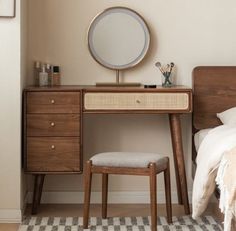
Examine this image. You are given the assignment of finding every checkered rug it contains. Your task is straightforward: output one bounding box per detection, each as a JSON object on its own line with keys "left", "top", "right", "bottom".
{"left": 18, "top": 216, "right": 223, "bottom": 230}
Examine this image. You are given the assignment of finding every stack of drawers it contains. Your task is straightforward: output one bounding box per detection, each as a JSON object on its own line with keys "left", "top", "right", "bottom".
{"left": 25, "top": 90, "right": 81, "bottom": 173}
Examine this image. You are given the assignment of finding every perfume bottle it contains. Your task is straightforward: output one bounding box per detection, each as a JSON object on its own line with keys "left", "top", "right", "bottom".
{"left": 39, "top": 64, "right": 48, "bottom": 87}
{"left": 45, "top": 63, "right": 52, "bottom": 85}
{"left": 51, "top": 66, "right": 61, "bottom": 86}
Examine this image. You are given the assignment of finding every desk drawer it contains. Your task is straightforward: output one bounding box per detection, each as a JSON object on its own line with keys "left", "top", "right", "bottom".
{"left": 27, "top": 114, "right": 80, "bottom": 137}
{"left": 26, "top": 137, "right": 80, "bottom": 172}
{"left": 84, "top": 92, "right": 190, "bottom": 111}
{"left": 27, "top": 92, "right": 80, "bottom": 113}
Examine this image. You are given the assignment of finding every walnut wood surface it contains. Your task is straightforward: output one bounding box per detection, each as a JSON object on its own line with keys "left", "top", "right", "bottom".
{"left": 91, "top": 166, "right": 151, "bottom": 175}
{"left": 25, "top": 85, "right": 191, "bottom": 91}
{"left": 192, "top": 66, "right": 236, "bottom": 166}
{"left": 169, "top": 114, "right": 190, "bottom": 215}
{"left": 32, "top": 174, "right": 45, "bottom": 214}
{"left": 27, "top": 92, "right": 80, "bottom": 114}
{"left": 102, "top": 173, "right": 108, "bottom": 219}
{"left": 27, "top": 114, "right": 80, "bottom": 137}
{"left": 83, "top": 160, "right": 92, "bottom": 229}
{"left": 164, "top": 160, "right": 172, "bottom": 224}
{"left": 84, "top": 85, "right": 191, "bottom": 92}
{"left": 24, "top": 89, "right": 82, "bottom": 175}
{"left": 149, "top": 163, "right": 157, "bottom": 231}
{"left": 24, "top": 89, "right": 82, "bottom": 214}
{"left": 27, "top": 137, "right": 80, "bottom": 172}
{"left": 193, "top": 66, "right": 236, "bottom": 130}
{"left": 24, "top": 85, "right": 191, "bottom": 216}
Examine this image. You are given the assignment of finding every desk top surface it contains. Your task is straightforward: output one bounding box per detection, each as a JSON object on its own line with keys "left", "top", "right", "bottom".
{"left": 24, "top": 85, "right": 192, "bottom": 92}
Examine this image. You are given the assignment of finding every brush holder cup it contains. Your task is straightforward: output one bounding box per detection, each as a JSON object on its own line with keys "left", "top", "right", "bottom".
{"left": 161, "top": 72, "right": 174, "bottom": 88}
{"left": 155, "top": 62, "right": 175, "bottom": 88}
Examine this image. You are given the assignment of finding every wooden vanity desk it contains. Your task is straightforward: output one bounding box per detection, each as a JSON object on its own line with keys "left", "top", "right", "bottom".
{"left": 23, "top": 85, "right": 192, "bottom": 214}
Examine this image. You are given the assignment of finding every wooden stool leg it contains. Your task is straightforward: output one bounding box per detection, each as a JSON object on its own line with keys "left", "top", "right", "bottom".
{"left": 149, "top": 163, "right": 157, "bottom": 231}
{"left": 164, "top": 160, "right": 172, "bottom": 224}
{"left": 83, "top": 160, "right": 93, "bottom": 229}
{"left": 102, "top": 173, "right": 108, "bottom": 219}
{"left": 32, "top": 174, "right": 45, "bottom": 215}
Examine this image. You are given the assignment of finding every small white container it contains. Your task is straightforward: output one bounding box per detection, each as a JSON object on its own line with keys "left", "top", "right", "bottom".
{"left": 39, "top": 65, "right": 48, "bottom": 86}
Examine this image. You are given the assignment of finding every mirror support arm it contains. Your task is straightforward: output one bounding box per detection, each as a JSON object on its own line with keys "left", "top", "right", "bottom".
{"left": 116, "top": 70, "right": 120, "bottom": 84}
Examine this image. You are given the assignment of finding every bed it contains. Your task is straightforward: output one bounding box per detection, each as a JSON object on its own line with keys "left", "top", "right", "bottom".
{"left": 192, "top": 66, "right": 236, "bottom": 230}
{"left": 192, "top": 66, "right": 236, "bottom": 173}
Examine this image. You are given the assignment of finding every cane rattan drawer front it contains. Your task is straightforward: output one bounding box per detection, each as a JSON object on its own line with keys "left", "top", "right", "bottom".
{"left": 27, "top": 92, "right": 80, "bottom": 113}
{"left": 27, "top": 114, "right": 80, "bottom": 137}
{"left": 27, "top": 137, "right": 80, "bottom": 172}
{"left": 84, "top": 92, "right": 190, "bottom": 111}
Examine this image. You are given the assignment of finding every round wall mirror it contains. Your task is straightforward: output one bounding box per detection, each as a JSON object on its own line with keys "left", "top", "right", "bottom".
{"left": 88, "top": 7, "right": 150, "bottom": 85}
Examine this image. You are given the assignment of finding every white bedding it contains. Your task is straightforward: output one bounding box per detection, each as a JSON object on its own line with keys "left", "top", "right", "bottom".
{"left": 194, "top": 128, "right": 213, "bottom": 152}
{"left": 192, "top": 125, "right": 236, "bottom": 220}
{"left": 216, "top": 147, "right": 236, "bottom": 231}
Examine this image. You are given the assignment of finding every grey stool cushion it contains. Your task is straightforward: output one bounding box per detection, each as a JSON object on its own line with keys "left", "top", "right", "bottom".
{"left": 90, "top": 152, "right": 168, "bottom": 168}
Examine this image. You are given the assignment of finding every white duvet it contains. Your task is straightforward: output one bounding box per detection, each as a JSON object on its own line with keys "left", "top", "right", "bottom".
{"left": 192, "top": 125, "right": 236, "bottom": 219}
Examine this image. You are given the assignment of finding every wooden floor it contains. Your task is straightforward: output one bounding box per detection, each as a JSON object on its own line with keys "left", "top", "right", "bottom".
{"left": 0, "top": 224, "right": 19, "bottom": 231}
{"left": 0, "top": 203, "right": 222, "bottom": 231}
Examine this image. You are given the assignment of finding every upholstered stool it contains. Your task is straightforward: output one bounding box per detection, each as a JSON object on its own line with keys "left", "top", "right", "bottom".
{"left": 83, "top": 152, "right": 172, "bottom": 231}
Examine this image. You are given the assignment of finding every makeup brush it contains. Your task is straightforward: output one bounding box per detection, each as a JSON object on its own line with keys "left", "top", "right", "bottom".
{"left": 165, "top": 64, "right": 170, "bottom": 76}
{"left": 155, "top": 62, "right": 165, "bottom": 74}
{"left": 169, "top": 62, "right": 175, "bottom": 74}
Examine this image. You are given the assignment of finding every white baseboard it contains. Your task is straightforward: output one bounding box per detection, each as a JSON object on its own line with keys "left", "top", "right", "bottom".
{"left": 0, "top": 191, "right": 191, "bottom": 222}
{"left": 0, "top": 209, "right": 22, "bottom": 223}
{"left": 27, "top": 191, "right": 192, "bottom": 204}
{"left": 0, "top": 192, "right": 29, "bottom": 223}
{"left": 21, "top": 190, "right": 29, "bottom": 217}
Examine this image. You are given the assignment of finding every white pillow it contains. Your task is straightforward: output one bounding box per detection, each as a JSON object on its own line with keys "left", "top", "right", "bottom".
{"left": 217, "top": 107, "right": 236, "bottom": 125}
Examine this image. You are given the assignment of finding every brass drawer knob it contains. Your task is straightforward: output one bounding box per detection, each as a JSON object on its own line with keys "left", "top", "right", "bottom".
{"left": 50, "top": 122, "right": 55, "bottom": 127}
{"left": 51, "top": 145, "right": 55, "bottom": 149}
{"left": 136, "top": 99, "right": 141, "bottom": 104}
{"left": 51, "top": 99, "right": 55, "bottom": 104}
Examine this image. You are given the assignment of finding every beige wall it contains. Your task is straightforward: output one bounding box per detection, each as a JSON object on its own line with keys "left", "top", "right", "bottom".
{"left": 27, "top": 0, "right": 236, "bottom": 202}
{"left": 0, "top": 0, "right": 23, "bottom": 221}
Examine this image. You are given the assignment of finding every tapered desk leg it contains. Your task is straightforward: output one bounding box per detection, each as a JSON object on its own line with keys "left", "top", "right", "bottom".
{"left": 169, "top": 114, "right": 190, "bottom": 215}
{"left": 32, "top": 174, "right": 45, "bottom": 214}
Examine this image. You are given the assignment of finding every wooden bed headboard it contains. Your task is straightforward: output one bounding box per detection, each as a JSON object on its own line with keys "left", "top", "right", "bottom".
{"left": 193, "top": 66, "right": 236, "bottom": 130}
